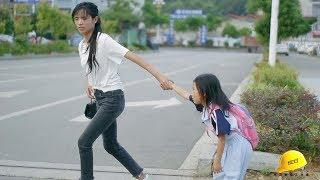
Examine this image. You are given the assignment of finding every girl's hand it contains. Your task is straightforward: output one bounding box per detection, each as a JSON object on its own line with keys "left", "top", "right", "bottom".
{"left": 212, "top": 159, "right": 223, "bottom": 174}
{"left": 86, "top": 85, "right": 95, "bottom": 99}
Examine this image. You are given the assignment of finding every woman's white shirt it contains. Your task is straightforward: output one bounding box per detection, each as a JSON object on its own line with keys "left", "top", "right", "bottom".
{"left": 78, "top": 33, "right": 129, "bottom": 92}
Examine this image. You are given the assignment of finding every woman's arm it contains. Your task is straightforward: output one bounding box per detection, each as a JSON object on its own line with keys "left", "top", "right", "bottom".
{"left": 171, "top": 83, "right": 191, "bottom": 100}
{"left": 85, "top": 77, "right": 94, "bottom": 99}
{"left": 124, "top": 51, "right": 171, "bottom": 90}
{"left": 212, "top": 134, "right": 225, "bottom": 173}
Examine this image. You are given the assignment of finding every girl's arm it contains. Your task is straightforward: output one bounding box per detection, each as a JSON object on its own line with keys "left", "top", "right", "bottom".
{"left": 171, "top": 82, "right": 191, "bottom": 100}
{"left": 213, "top": 134, "right": 225, "bottom": 173}
{"left": 124, "top": 51, "right": 171, "bottom": 90}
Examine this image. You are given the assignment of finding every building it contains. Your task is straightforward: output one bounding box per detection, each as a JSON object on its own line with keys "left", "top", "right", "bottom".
{"left": 0, "top": 0, "right": 9, "bottom": 5}
{"left": 4, "top": 0, "right": 144, "bottom": 13}
{"left": 61, "top": 0, "right": 144, "bottom": 13}
{"left": 300, "top": 0, "right": 320, "bottom": 18}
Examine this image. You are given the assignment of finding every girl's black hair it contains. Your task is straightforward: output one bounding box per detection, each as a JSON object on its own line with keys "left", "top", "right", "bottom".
{"left": 72, "top": 2, "right": 101, "bottom": 75}
{"left": 193, "top": 73, "right": 231, "bottom": 110}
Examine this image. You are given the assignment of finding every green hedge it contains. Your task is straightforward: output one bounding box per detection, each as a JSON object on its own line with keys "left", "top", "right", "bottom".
{"left": 0, "top": 40, "right": 74, "bottom": 56}
{"left": 241, "top": 61, "right": 320, "bottom": 164}
{"left": 252, "top": 61, "right": 302, "bottom": 90}
{"left": 0, "top": 42, "right": 11, "bottom": 56}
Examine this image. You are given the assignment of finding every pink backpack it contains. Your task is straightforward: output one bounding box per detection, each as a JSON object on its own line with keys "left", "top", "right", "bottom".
{"left": 208, "top": 103, "right": 259, "bottom": 150}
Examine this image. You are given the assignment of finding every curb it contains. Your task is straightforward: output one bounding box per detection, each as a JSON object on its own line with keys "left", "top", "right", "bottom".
{"left": 0, "top": 160, "right": 198, "bottom": 179}
{"left": 0, "top": 50, "right": 160, "bottom": 61}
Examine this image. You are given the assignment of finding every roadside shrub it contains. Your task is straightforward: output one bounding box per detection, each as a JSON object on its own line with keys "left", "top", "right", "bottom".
{"left": 0, "top": 42, "right": 11, "bottom": 56}
{"left": 188, "top": 40, "right": 196, "bottom": 47}
{"left": 242, "top": 86, "right": 320, "bottom": 161}
{"left": 29, "top": 44, "right": 52, "bottom": 54}
{"left": 29, "top": 40, "right": 72, "bottom": 54}
{"left": 205, "top": 39, "right": 213, "bottom": 47}
{"left": 252, "top": 61, "right": 302, "bottom": 90}
{"left": 11, "top": 37, "right": 29, "bottom": 55}
{"left": 48, "top": 40, "right": 71, "bottom": 53}
{"left": 224, "top": 41, "right": 229, "bottom": 48}
{"left": 241, "top": 60, "right": 320, "bottom": 164}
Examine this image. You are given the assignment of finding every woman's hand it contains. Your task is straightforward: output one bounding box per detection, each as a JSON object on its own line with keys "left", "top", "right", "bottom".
{"left": 86, "top": 85, "right": 95, "bottom": 99}
{"left": 212, "top": 159, "right": 223, "bottom": 174}
{"left": 158, "top": 75, "right": 173, "bottom": 90}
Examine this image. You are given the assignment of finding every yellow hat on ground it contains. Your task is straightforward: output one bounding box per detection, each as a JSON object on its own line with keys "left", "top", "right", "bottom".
{"left": 277, "top": 150, "right": 307, "bottom": 173}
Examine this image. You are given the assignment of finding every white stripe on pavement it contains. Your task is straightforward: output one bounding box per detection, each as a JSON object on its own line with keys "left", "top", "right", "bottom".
{"left": 0, "top": 63, "right": 208, "bottom": 121}
{"left": 0, "top": 71, "right": 81, "bottom": 83}
{"left": 0, "top": 95, "right": 85, "bottom": 121}
{"left": 0, "top": 61, "right": 77, "bottom": 70}
{"left": 70, "top": 114, "right": 90, "bottom": 122}
{"left": 70, "top": 98, "right": 182, "bottom": 122}
{"left": 0, "top": 90, "right": 28, "bottom": 98}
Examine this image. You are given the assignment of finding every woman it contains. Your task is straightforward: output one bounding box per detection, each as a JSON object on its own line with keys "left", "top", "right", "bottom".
{"left": 72, "top": 2, "right": 172, "bottom": 180}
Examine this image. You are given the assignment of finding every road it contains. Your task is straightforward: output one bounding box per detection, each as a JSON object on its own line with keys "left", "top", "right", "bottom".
{"left": 0, "top": 48, "right": 260, "bottom": 171}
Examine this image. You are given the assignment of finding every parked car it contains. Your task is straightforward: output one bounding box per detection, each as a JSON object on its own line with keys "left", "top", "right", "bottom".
{"left": 276, "top": 44, "right": 289, "bottom": 56}
{"left": 297, "top": 44, "right": 307, "bottom": 54}
{"left": 70, "top": 33, "right": 83, "bottom": 47}
{"left": 0, "top": 34, "right": 14, "bottom": 43}
{"left": 305, "top": 45, "right": 317, "bottom": 56}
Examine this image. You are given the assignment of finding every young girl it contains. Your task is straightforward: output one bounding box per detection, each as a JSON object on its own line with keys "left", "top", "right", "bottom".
{"left": 72, "top": 2, "right": 171, "bottom": 180}
{"left": 169, "top": 74, "right": 253, "bottom": 180}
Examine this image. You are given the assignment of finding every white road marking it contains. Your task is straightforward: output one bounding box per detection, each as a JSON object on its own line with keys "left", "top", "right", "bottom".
{"left": 70, "top": 98, "right": 182, "bottom": 122}
{"left": 0, "top": 63, "right": 208, "bottom": 121}
{"left": 0, "top": 90, "right": 28, "bottom": 98}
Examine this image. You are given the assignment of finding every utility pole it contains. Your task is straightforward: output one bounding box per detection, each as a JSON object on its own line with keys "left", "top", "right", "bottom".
{"left": 268, "top": 0, "right": 279, "bottom": 67}
{"left": 32, "top": 0, "right": 36, "bottom": 14}
{"left": 153, "top": 0, "right": 165, "bottom": 45}
{"left": 9, "top": 0, "right": 14, "bottom": 20}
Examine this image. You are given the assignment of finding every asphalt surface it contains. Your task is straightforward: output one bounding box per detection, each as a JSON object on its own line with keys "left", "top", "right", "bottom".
{"left": 0, "top": 48, "right": 259, "bottom": 170}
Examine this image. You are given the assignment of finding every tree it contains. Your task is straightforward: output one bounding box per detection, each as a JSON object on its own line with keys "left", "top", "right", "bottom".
{"left": 0, "top": 5, "right": 14, "bottom": 34}
{"left": 206, "top": 14, "right": 223, "bottom": 31}
{"left": 174, "top": 19, "right": 188, "bottom": 32}
{"left": 14, "top": 16, "right": 33, "bottom": 36}
{"left": 13, "top": 4, "right": 33, "bottom": 37}
{"left": 101, "top": 20, "right": 119, "bottom": 34}
{"left": 215, "top": 0, "right": 248, "bottom": 15}
{"left": 173, "top": 16, "right": 206, "bottom": 32}
{"left": 222, "top": 24, "right": 240, "bottom": 38}
{"left": 248, "top": 0, "right": 314, "bottom": 46}
{"left": 239, "top": 27, "right": 252, "bottom": 36}
{"left": 101, "top": 0, "right": 139, "bottom": 33}
{"left": 142, "top": 1, "right": 169, "bottom": 28}
{"left": 185, "top": 16, "right": 206, "bottom": 31}
{"left": 36, "top": 2, "right": 74, "bottom": 40}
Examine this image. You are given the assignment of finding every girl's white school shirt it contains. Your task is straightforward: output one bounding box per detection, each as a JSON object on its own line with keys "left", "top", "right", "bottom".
{"left": 188, "top": 95, "right": 239, "bottom": 136}
{"left": 78, "top": 32, "right": 129, "bottom": 92}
